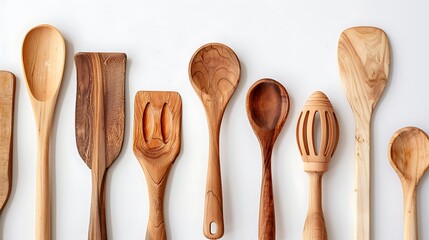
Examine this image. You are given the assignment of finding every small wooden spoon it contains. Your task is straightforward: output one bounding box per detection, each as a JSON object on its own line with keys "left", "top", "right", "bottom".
{"left": 338, "top": 26, "right": 390, "bottom": 240}
{"left": 389, "top": 127, "right": 429, "bottom": 240}
{"left": 133, "top": 91, "right": 181, "bottom": 240}
{"left": 22, "top": 24, "right": 65, "bottom": 240}
{"left": 0, "top": 71, "right": 15, "bottom": 214}
{"left": 189, "top": 43, "right": 241, "bottom": 239}
{"left": 75, "top": 52, "right": 126, "bottom": 240}
{"left": 296, "top": 91, "right": 339, "bottom": 240}
{"left": 246, "top": 78, "right": 289, "bottom": 240}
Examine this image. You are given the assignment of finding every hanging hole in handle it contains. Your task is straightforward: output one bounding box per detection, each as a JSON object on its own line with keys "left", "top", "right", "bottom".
{"left": 210, "top": 221, "right": 217, "bottom": 235}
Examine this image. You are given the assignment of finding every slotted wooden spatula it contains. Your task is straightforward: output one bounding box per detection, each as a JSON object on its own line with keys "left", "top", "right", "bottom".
{"left": 75, "top": 52, "right": 126, "bottom": 240}
{"left": 0, "top": 71, "right": 15, "bottom": 214}
{"left": 133, "top": 91, "right": 181, "bottom": 240}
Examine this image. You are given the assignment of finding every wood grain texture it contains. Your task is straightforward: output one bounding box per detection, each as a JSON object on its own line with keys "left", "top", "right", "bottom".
{"left": 246, "top": 79, "right": 289, "bottom": 240}
{"left": 0, "top": 71, "right": 15, "bottom": 213}
{"left": 388, "top": 127, "right": 429, "bottom": 240}
{"left": 338, "top": 26, "right": 390, "bottom": 240}
{"left": 22, "top": 24, "right": 65, "bottom": 240}
{"left": 75, "top": 52, "right": 126, "bottom": 240}
{"left": 133, "top": 91, "right": 181, "bottom": 240}
{"left": 189, "top": 43, "right": 240, "bottom": 239}
{"left": 296, "top": 91, "right": 339, "bottom": 240}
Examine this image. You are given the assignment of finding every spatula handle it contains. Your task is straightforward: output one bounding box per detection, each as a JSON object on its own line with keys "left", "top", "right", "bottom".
{"left": 403, "top": 182, "right": 418, "bottom": 240}
{"left": 89, "top": 168, "right": 107, "bottom": 240}
{"left": 36, "top": 131, "right": 51, "bottom": 240}
{"left": 203, "top": 125, "right": 224, "bottom": 239}
{"left": 303, "top": 172, "right": 327, "bottom": 240}
{"left": 259, "top": 151, "right": 275, "bottom": 240}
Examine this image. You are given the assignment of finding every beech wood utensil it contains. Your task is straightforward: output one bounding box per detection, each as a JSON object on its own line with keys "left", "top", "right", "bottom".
{"left": 296, "top": 91, "right": 339, "bottom": 240}
{"left": 75, "top": 52, "right": 126, "bottom": 240}
{"left": 133, "top": 91, "right": 182, "bottom": 240}
{"left": 246, "top": 78, "right": 289, "bottom": 240}
{"left": 0, "top": 71, "right": 15, "bottom": 214}
{"left": 338, "top": 26, "right": 390, "bottom": 240}
{"left": 388, "top": 127, "right": 429, "bottom": 240}
{"left": 22, "top": 24, "right": 65, "bottom": 240}
{"left": 189, "top": 43, "right": 241, "bottom": 239}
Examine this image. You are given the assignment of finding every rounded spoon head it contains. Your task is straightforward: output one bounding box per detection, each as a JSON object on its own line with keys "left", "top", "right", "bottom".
{"left": 246, "top": 78, "right": 289, "bottom": 145}
{"left": 389, "top": 127, "right": 429, "bottom": 183}
{"left": 22, "top": 24, "right": 65, "bottom": 102}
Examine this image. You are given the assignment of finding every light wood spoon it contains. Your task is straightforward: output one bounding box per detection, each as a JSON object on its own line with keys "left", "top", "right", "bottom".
{"left": 296, "top": 91, "right": 339, "bottom": 240}
{"left": 22, "top": 24, "right": 65, "bottom": 240}
{"left": 246, "top": 78, "right": 289, "bottom": 240}
{"left": 0, "top": 71, "right": 15, "bottom": 214}
{"left": 75, "top": 52, "right": 126, "bottom": 240}
{"left": 338, "top": 26, "right": 390, "bottom": 240}
{"left": 388, "top": 127, "right": 429, "bottom": 240}
{"left": 189, "top": 43, "right": 241, "bottom": 239}
{"left": 133, "top": 91, "right": 181, "bottom": 240}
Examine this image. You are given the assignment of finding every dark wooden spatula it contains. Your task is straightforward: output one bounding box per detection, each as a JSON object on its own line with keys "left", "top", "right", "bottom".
{"left": 75, "top": 52, "right": 126, "bottom": 240}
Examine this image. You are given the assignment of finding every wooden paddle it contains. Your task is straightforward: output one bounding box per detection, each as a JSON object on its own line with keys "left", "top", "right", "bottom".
{"left": 338, "top": 26, "right": 390, "bottom": 240}
{"left": 133, "top": 91, "right": 182, "bottom": 240}
{"left": 0, "top": 71, "right": 15, "bottom": 214}
{"left": 75, "top": 52, "right": 126, "bottom": 240}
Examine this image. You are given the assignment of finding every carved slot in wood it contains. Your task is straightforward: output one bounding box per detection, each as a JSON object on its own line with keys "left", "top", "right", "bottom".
{"left": 160, "top": 102, "right": 172, "bottom": 144}
{"left": 143, "top": 102, "right": 154, "bottom": 143}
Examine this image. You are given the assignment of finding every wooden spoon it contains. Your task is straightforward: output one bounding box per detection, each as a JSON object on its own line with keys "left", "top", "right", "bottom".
{"left": 189, "top": 43, "right": 241, "bottom": 239}
{"left": 296, "top": 91, "right": 339, "bottom": 240}
{"left": 388, "top": 127, "right": 429, "bottom": 240}
{"left": 0, "top": 71, "right": 15, "bottom": 214}
{"left": 75, "top": 52, "right": 126, "bottom": 240}
{"left": 246, "top": 78, "right": 289, "bottom": 240}
{"left": 133, "top": 91, "right": 181, "bottom": 240}
{"left": 22, "top": 24, "right": 65, "bottom": 240}
{"left": 338, "top": 26, "right": 390, "bottom": 240}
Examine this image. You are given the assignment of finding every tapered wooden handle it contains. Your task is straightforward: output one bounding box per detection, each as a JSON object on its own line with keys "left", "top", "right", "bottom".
{"left": 36, "top": 130, "right": 51, "bottom": 240}
{"left": 403, "top": 182, "right": 417, "bottom": 240}
{"left": 203, "top": 126, "right": 224, "bottom": 239}
{"left": 89, "top": 169, "right": 107, "bottom": 240}
{"left": 259, "top": 152, "right": 275, "bottom": 240}
{"left": 303, "top": 172, "right": 327, "bottom": 240}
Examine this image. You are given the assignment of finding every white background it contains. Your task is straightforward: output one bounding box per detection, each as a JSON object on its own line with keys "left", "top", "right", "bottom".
{"left": 1, "top": 0, "right": 429, "bottom": 239}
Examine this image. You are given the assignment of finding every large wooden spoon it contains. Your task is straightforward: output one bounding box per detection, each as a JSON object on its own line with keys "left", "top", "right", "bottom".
{"left": 189, "top": 43, "right": 241, "bottom": 239}
{"left": 75, "top": 52, "right": 126, "bottom": 240}
{"left": 0, "top": 71, "right": 15, "bottom": 214}
{"left": 388, "top": 127, "right": 429, "bottom": 240}
{"left": 338, "top": 26, "right": 390, "bottom": 240}
{"left": 246, "top": 79, "right": 289, "bottom": 240}
{"left": 296, "top": 91, "right": 339, "bottom": 240}
{"left": 22, "top": 24, "right": 65, "bottom": 240}
{"left": 133, "top": 91, "right": 181, "bottom": 240}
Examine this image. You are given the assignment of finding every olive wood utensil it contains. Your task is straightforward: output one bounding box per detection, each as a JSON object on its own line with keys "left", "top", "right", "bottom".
{"left": 338, "top": 26, "right": 390, "bottom": 240}
{"left": 22, "top": 24, "right": 65, "bottom": 240}
{"left": 189, "top": 43, "right": 241, "bottom": 239}
{"left": 0, "top": 71, "right": 15, "bottom": 214}
{"left": 246, "top": 78, "right": 289, "bottom": 240}
{"left": 133, "top": 91, "right": 182, "bottom": 240}
{"left": 389, "top": 127, "right": 429, "bottom": 240}
{"left": 75, "top": 52, "right": 126, "bottom": 240}
{"left": 296, "top": 91, "right": 339, "bottom": 240}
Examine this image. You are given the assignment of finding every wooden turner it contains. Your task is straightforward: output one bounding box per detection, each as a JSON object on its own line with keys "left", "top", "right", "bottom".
{"left": 0, "top": 71, "right": 15, "bottom": 214}
{"left": 75, "top": 52, "right": 126, "bottom": 240}
{"left": 133, "top": 91, "right": 181, "bottom": 240}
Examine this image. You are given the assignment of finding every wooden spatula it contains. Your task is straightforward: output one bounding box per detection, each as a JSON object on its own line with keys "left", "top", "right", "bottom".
{"left": 0, "top": 71, "right": 15, "bottom": 213}
{"left": 133, "top": 91, "right": 181, "bottom": 240}
{"left": 75, "top": 52, "right": 126, "bottom": 240}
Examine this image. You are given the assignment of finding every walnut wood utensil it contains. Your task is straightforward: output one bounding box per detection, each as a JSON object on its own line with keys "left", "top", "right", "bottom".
{"left": 22, "top": 24, "right": 65, "bottom": 240}
{"left": 0, "top": 71, "right": 15, "bottom": 214}
{"left": 388, "top": 127, "right": 429, "bottom": 240}
{"left": 296, "top": 91, "right": 339, "bottom": 240}
{"left": 246, "top": 78, "right": 289, "bottom": 240}
{"left": 133, "top": 91, "right": 181, "bottom": 240}
{"left": 75, "top": 52, "right": 126, "bottom": 240}
{"left": 338, "top": 26, "right": 390, "bottom": 240}
{"left": 189, "top": 43, "right": 241, "bottom": 239}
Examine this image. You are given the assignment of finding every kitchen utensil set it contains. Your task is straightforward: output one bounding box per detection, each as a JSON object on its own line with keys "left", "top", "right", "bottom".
{"left": 0, "top": 23, "right": 424, "bottom": 239}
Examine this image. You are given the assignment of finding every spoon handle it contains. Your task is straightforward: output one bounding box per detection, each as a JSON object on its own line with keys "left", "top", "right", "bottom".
{"left": 203, "top": 124, "right": 224, "bottom": 239}
{"left": 259, "top": 150, "right": 275, "bottom": 240}
{"left": 303, "top": 172, "right": 327, "bottom": 240}
{"left": 403, "top": 182, "right": 418, "bottom": 240}
{"left": 36, "top": 129, "right": 51, "bottom": 240}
